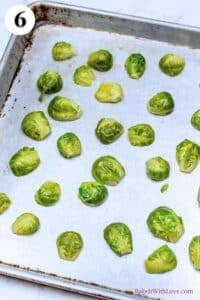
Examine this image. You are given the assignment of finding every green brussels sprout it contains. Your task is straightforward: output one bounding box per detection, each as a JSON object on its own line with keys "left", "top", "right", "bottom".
{"left": 12, "top": 213, "right": 40, "bottom": 235}
{"left": 147, "top": 91, "right": 174, "bottom": 116}
{"left": 78, "top": 181, "right": 108, "bottom": 206}
{"left": 189, "top": 236, "right": 200, "bottom": 269}
{"left": 57, "top": 132, "right": 81, "bottom": 158}
{"left": 9, "top": 147, "right": 40, "bottom": 176}
{"left": 48, "top": 96, "right": 83, "bottom": 121}
{"left": 146, "top": 156, "right": 170, "bottom": 181}
{"left": 95, "top": 118, "right": 124, "bottom": 144}
{"left": 92, "top": 155, "right": 125, "bottom": 186}
{"left": 37, "top": 71, "right": 63, "bottom": 102}
{"left": 176, "top": 139, "right": 199, "bottom": 173}
{"left": 0, "top": 193, "right": 11, "bottom": 214}
{"left": 73, "top": 65, "right": 95, "bottom": 87}
{"left": 104, "top": 222, "right": 133, "bottom": 256}
{"left": 128, "top": 124, "right": 155, "bottom": 147}
{"left": 21, "top": 111, "right": 51, "bottom": 141}
{"left": 35, "top": 181, "right": 61, "bottom": 206}
{"left": 147, "top": 206, "right": 184, "bottom": 243}
{"left": 159, "top": 53, "right": 185, "bottom": 76}
{"left": 145, "top": 245, "right": 177, "bottom": 274}
{"left": 87, "top": 49, "right": 113, "bottom": 72}
{"left": 57, "top": 231, "right": 83, "bottom": 261}
{"left": 52, "top": 41, "right": 76, "bottom": 61}
{"left": 95, "top": 82, "right": 123, "bottom": 103}
{"left": 191, "top": 109, "right": 200, "bottom": 131}
{"left": 125, "top": 53, "right": 146, "bottom": 79}
{"left": 161, "top": 183, "right": 169, "bottom": 193}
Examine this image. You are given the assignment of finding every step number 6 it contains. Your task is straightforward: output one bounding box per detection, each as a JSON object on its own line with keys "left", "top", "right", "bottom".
{"left": 5, "top": 5, "right": 35, "bottom": 35}
{"left": 15, "top": 11, "right": 26, "bottom": 28}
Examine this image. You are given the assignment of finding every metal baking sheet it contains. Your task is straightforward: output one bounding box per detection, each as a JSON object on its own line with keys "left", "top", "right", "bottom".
{"left": 0, "top": 2, "right": 200, "bottom": 299}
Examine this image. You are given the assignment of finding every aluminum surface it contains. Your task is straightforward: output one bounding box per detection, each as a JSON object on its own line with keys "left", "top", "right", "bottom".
{"left": 0, "top": 2, "right": 200, "bottom": 300}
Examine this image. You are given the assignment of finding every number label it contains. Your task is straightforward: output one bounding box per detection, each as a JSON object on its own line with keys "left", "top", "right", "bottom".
{"left": 14, "top": 11, "right": 26, "bottom": 28}
{"left": 5, "top": 5, "right": 35, "bottom": 35}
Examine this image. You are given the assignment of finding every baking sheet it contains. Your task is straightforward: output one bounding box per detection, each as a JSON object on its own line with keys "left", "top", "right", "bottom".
{"left": 1, "top": 8, "right": 200, "bottom": 300}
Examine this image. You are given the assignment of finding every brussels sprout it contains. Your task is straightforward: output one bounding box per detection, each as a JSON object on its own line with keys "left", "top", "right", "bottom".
{"left": 35, "top": 181, "right": 61, "bottom": 206}
{"left": 87, "top": 49, "right": 113, "bottom": 72}
{"left": 95, "top": 118, "right": 124, "bottom": 144}
{"left": 128, "top": 124, "right": 155, "bottom": 147}
{"left": 145, "top": 245, "right": 177, "bottom": 274}
{"left": 161, "top": 183, "right": 169, "bottom": 193}
{"left": 57, "top": 132, "right": 81, "bottom": 158}
{"left": 125, "top": 53, "right": 146, "bottom": 79}
{"left": 95, "top": 82, "right": 123, "bottom": 103}
{"left": 191, "top": 109, "right": 200, "bottom": 131}
{"left": 176, "top": 139, "right": 199, "bottom": 173}
{"left": 0, "top": 193, "right": 11, "bottom": 214}
{"left": 37, "top": 71, "right": 63, "bottom": 102}
{"left": 104, "top": 222, "right": 133, "bottom": 256}
{"left": 48, "top": 96, "right": 83, "bottom": 121}
{"left": 9, "top": 147, "right": 40, "bottom": 176}
{"left": 147, "top": 206, "right": 184, "bottom": 243}
{"left": 57, "top": 231, "right": 83, "bottom": 261}
{"left": 21, "top": 111, "right": 51, "bottom": 141}
{"left": 79, "top": 181, "right": 108, "bottom": 206}
{"left": 147, "top": 91, "right": 174, "bottom": 116}
{"left": 92, "top": 156, "right": 125, "bottom": 186}
{"left": 52, "top": 41, "right": 76, "bottom": 61}
{"left": 146, "top": 156, "right": 170, "bottom": 181}
{"left": 189, "top": 236, "right": 200, "bottom": 269}
{"left": 159, "top": 53, "right": 185, "bottom": 76}
{"left": 73, "top": 65, "right": 95, "bottom": 87}
{"left": 12, "top": 213, "right": 40, "bottom": 235}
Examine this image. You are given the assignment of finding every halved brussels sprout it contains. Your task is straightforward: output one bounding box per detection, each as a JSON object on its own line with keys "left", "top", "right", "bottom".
{"left": 145, "top": 245, "right": 177, "bottom": 274}
{"left": 146, "top": 156, "right": 170, "bottom": 181}
{"left": 57, "top": 231, "right": 83, "bottom": 261}
{"left": 147, "top": 91, "right": 174, "bottom": 116}
{"left": 128, "top": 124, "right": 155, "bottom": 146}
{"left": 79, "top": 181, "right": 108, "bottom": 206}
{"left": 35, "top": 181, "right": 61, "bottom": 206}
{"left": 48, "top": 96, "right": 83, "bottom": 121}
{"left": 191, "top": 109, "right": 200, "bottom": 131}
{"left": 95, "top": 82, "right": 123, "bottom": 103}
{"left": 104, "top": 222, "right": 133, "bottom": 256}
{"left": 0, "top": 193, "right": 11, "bottom": 214}
{"left": 21, "top": 111, "right": 51, "bottom": 141}
{"left": 87, "top": 49, "right": 113, "bottom": 72}
{"left": 57, "top": 132, "right": 81, "bottom": 158}
{"left": 161, "top": 183, "right": 169, "bottom": 193}
{"left": 73, "top": 65, "right": 95, "bottom": 87}
{"left": 176, "top": 139, "right": 199, "bottom": 173}
{"left": 125, "top": 53, "right": 146, "bottom": 79}
{"left": 95, "top": 118, "right": 124, "bottom": 144}
{"left": 189, "top": 236, "right": 200, "bottom": 269}
{"left": 9, "top": 147, "right": 40, "bottom": 176}
{"left": 52, "top": 41, "right": 76, "bottom": 61}
{"left": 37, "top": 71, "right": 63, "bottom": 102}
{"left": 12, "top": 213, "right": 40, "bottom": 235}
{"left": 159, "top": 53, "right": 185, "bottom": 76}
{"left": 147, "top": 206, "right": 184, "bottom": 243}
{"left": 92, "top": 155, "right": 125, "bottom": 186}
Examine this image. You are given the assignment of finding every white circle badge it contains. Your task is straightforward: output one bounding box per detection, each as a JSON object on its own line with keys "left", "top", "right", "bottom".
{"left": 5, "top": 5, "right": 35, "bottom": 35}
